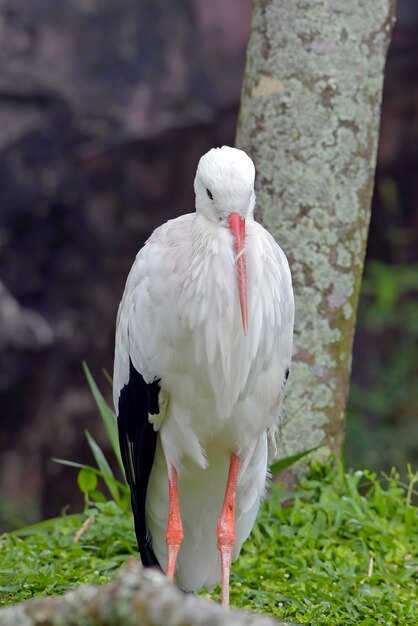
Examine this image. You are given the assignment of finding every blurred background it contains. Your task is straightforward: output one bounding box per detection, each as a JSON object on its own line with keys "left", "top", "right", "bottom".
{"left": 0, "top": 0, "right": 417, "bottom": 531}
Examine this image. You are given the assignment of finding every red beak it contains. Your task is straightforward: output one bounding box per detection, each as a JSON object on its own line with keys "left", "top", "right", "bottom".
{"left": 228, "top": 212, "right": 248, "bottom": 335}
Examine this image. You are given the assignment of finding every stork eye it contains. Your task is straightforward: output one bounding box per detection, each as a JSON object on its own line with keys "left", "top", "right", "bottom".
{"left": 206, "top": 188, "right": 213, "bottom": 200}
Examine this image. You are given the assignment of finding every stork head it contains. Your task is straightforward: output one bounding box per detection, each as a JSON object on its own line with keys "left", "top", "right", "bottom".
{"left": 194, "top": 146, "right": 256, "bottom": 334}
{"left": 194, "top": 146, "right": 255, "bottom": 222}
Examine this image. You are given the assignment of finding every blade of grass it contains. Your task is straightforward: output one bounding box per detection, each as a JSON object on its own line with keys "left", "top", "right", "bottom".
{"left": 85, "top": 430, "right": 122, "bottom": 507}
{"left": 102, "top": 368, "right": 113, "bottom": 388}
{"left": 269, "top": 445, "right": 322, "bottom": 475}
{"left": 7, "top": 514, "right": 83, "bottom": 537}
{"left": 53, "top": 458, "right": 88, "bottom": 470}
{"left": 82, "top": 362, "right": 124, "bottom": 475}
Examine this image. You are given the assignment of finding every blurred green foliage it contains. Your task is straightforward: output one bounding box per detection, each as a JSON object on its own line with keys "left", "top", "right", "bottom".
{"left": 346, "top": 260, "right": 418, "bottom": 471}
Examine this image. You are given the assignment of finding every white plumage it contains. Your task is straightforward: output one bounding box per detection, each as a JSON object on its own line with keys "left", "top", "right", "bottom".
{"left": 113, "top": 146, "right": 294, "bottom": 602}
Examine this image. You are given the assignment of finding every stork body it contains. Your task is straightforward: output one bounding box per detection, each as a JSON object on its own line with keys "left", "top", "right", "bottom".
{"left": 113, "top": 147, "right": 294, "bottom": 606}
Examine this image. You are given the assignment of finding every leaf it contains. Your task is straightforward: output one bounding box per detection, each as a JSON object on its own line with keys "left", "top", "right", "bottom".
{"left": 82, "top": 361, "right": 124, "bottom": 475}
{"left": 53, "top": 459, "right": 129, "bottom": 495}
{"left": 85, "top": 430, "right": 121, "bottom": 506}
{"left": 102, "top": 368, "right": 114, "bottom": 388}
{"left": 269, "top": 445, "right": 323, "bottom": 475}
{"left": 53, "top": 458, "right": 89, "bottom": 470}
{"left": 77, "top": 468, "right": 98, "bottom": 494}
{"left": 8, "top": 514, "right": 83, "bottom": 537}
{"left": 90, "top": 490, "right": 108, "bottom": 504}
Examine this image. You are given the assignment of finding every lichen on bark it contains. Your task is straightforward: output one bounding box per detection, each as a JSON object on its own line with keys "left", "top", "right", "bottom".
{"left": 236, "top": 0, "right": 396, "bottom": 464}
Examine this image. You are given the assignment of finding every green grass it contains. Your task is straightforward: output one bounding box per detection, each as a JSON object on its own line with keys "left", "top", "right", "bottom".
{"left": 1, "top": 462, "right": 416, "bottom": 625}
{"left": 0, "top": 503, "right": 135, "bottom": 602}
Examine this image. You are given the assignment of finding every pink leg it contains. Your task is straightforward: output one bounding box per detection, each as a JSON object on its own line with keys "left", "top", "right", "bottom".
{"left": 217, "top": 453, "right": 240, "bottom": 608}
{"left": 166, "top": 466, "right": 184, "bottom": 580}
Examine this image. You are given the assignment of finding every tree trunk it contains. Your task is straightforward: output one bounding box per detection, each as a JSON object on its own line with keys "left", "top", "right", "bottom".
{"left": 236, "top": 0, "right": 396, "bottom": 469}
{"left": 0, "top": 561, "right": 291, "bottom": 626}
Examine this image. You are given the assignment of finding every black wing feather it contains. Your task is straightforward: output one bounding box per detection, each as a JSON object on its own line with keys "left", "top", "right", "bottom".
{"left": 117, "top": 358, "right": 160, "bottom": 567}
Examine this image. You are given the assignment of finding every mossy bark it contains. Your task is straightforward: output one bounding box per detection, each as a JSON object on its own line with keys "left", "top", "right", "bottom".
{"left": 236, "top": 0, "right": 396, "bottom": 467}
{"left": 0, "top": 561, "right": 290, "bottom": 626}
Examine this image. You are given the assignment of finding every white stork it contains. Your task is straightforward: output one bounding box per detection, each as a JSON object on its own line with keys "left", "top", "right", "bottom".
{"left": 113, "top": 146, "right": 294, "bottom": 607}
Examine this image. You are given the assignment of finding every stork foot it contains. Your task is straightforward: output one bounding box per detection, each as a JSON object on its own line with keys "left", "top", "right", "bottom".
{"left": 166, "top": 466, "right": 183, "bottom": 580}
{"left": 217, "top": 453, "right": 239, "bottom": 608}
